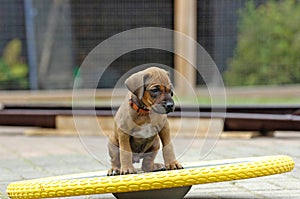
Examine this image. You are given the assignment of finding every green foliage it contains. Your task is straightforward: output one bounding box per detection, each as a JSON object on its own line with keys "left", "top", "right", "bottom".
{"left": 225, "top": 0, "right": 300, "bottom": 86}
{"left": 0, "top": 39, "right": 29, "bottom": 89}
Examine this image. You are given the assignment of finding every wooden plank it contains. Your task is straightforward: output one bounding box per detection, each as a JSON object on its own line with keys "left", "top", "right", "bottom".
{"left": 56, "top": 115, "right": 113, "bottom": 136}
{"left": 55, "top": 115, "right": 224, "bottom": 138}
{"left": 25, "top": 128, "right": 79, "bottom": 136}
{"left": 221, "top": 131, "right": 261, "bottom": 139}
{"left": 168, "top": 117, "right": 224, "bottom": 138}
{"left": 28, "top": 116, "right": 262, "bottom": 139}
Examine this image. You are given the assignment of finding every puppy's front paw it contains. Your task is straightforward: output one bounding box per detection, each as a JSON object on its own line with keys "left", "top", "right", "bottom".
{"left": 165, "top": 161, "right": 183, "bottom": 170}
{"left": 120, "top": 166, "right": 137, "bottom": 175}
{"left": 107, "top": 167, "right": 120, "bottom": 176}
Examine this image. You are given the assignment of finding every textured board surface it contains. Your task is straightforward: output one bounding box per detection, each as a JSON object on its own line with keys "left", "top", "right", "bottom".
{"left": 6, "top": 155, "right": 294, "bottom": 199}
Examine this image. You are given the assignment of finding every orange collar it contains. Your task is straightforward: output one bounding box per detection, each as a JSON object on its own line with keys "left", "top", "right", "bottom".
{"left": 129, "top": 98, "right": 150, "bottom": 114}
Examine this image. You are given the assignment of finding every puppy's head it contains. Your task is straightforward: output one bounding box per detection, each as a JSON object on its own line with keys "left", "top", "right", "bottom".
{"left": 125, "top": 67, "right": 175, "bottom": 114}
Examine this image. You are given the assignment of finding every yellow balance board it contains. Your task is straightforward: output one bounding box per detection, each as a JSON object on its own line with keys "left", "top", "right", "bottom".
{"left": 7, "top": 155, "right": 294, "bottom": 199}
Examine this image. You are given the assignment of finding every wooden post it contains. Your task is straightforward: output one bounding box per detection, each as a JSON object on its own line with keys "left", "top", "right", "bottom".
{"left": 174, "top": 0, "right": 197, "bottom": 97}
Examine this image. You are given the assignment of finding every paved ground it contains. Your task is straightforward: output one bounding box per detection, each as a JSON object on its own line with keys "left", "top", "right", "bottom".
{"left": 0, "top": 129, "right": 299, "bottom": 199}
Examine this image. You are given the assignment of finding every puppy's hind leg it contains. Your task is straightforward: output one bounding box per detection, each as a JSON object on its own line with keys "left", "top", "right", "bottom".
{"left": 142, "top": 138, "right": 165, "bottom": 172}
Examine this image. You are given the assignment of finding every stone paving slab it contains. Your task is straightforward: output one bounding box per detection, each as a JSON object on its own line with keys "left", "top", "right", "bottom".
{"left": 0, "top": 132, "right": 299, "bottom": 199}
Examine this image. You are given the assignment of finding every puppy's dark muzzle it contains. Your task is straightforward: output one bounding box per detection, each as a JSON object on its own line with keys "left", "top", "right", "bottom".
{"left": 152, "top": 100, "right": 175, "bottom": 114}
{"left": 164, "top": 101, "right": 175, "bottom": 113}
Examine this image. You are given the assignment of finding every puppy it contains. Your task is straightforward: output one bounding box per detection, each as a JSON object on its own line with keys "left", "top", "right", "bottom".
{"left": 108, "top": 67, "right": 182, "bottom": 175}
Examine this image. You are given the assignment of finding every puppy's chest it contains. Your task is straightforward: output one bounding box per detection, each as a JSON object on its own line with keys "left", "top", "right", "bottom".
{"left": 130, "top": 124, "right": 158, "bottom": 154}
{"left": 131, "top": 123, "right": 158, "bottom": 139}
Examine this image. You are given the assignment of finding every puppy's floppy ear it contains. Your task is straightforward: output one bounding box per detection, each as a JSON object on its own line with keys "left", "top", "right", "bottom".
{"left": 125, "top": 71, "right": 149, "bottom": 100}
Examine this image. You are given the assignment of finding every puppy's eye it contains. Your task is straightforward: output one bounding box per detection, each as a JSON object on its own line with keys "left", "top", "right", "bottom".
{"left": 170, "top": 91, "right": 174, "bottom": 97}
{"left": 150, "top": 88, "right": 159, "bottom": 93}
{"left": 149, "top": 88, "right": 160, "bottom": 98}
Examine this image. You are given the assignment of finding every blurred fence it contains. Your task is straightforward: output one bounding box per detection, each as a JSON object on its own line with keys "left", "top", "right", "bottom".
{"left": 0, "top": 0, "right": 27, "bottom": 89}
{"left": 0, "top": 0, "right": 268, "bottom": 90}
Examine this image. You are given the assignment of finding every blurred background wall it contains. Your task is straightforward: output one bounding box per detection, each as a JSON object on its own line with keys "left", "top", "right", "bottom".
{"left": 2, "top": 0, "right": 299, "bottom": 92}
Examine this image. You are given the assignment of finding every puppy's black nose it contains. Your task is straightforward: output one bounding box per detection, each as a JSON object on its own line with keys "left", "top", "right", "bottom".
{"left": 166, "top": 101, "right": 174, "bottom": 109}
{"left": 164, "top": 101, "right": 175, "bottom": 113}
